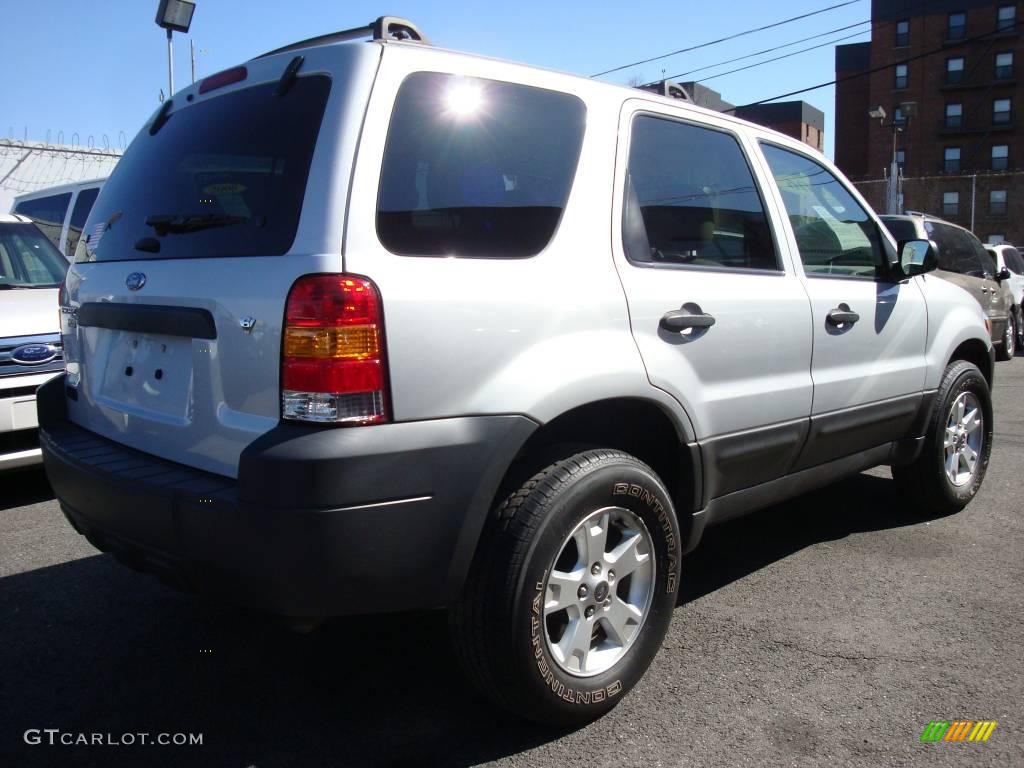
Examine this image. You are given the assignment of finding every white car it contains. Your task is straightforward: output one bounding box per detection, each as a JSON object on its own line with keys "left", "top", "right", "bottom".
{"left": 0, "top": 214, "right": 67, "bottom": 469}
{"left": 986, "top": 243, "right": 1024, "bottom": 348}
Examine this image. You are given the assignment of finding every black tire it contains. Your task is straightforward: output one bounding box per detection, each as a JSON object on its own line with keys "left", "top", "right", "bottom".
{"left": 892, "top": 360, "right": 993, "bottom": 514}
{"left": 1015, "top": 310, "right": 1023, "bottom": 354}
{"left": 996, "top": 317, "right": 1015, "bottom": 361}
{"left": 450, "top": 449, "right": 682, "bottom": 726}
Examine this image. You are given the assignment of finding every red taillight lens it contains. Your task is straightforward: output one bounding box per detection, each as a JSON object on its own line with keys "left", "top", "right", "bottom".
{"left": 199, "top": 66, "right": 247, "bottom": 94}
{"left": 281, "top": 275, "right": 389, "bottom": 424}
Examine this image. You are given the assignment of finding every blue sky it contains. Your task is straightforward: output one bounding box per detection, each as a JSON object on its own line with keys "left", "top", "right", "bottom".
{"left": 0, "top": 0, "right": 872, "bottom": 158}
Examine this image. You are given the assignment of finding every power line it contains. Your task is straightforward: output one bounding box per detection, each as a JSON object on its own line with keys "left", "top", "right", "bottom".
{"left": 725, "top": 18, "right": 1023, "bottom": 112}
{"left": 695, "top": 29, "right": 870, "bottom": 84}
{"left": 590, "top": 0, "right": 862, "bottom": 78}
{"left": 658, "top": 19, "right": 870, "bottom": 82}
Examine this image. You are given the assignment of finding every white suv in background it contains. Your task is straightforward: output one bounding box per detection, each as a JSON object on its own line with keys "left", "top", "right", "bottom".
{"left": 38, "top": 17, "right": 996, "bottom": 726}
{"left": 12, "top": 178, "right": 106, "bottom": 259}
{"left": 986, "top": 243, "right": 1024, "bottom": 349}
{"left": 0, "top": 214, "right": 67, "bottom": 469}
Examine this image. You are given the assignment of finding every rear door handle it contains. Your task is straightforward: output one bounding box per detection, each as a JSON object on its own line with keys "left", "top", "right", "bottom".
{"left": 660, "top": 309, "right": 716, "bottom": 332}
{"left": 826, "top": 307, "right": 860, "bottom": 327}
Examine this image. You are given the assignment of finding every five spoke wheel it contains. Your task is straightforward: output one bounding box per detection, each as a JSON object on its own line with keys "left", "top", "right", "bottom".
{"left": 544, "top": 506, "right": 655, "bottom": 677}
{"left": 943, "top": 391, "right": 984, "bottom": 487}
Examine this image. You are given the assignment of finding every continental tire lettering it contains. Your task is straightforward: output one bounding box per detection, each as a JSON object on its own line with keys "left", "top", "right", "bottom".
{"left": 613, "top": 482, "right": 679, "bottom": 593}
{"left": 531, "top": 569, "right": 621, "bottom": 705}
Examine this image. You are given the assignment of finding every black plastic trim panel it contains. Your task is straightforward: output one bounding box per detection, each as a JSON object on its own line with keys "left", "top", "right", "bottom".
{"left": 77, "top": 303, "right": 217, "bottom": 340}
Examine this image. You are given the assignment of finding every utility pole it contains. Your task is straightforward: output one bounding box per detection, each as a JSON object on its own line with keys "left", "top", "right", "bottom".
{"left": 166, "top": 28, "right": 174, "bottom": 95}
{"left": 155, "top": 1, "right": 196, "bottom": 97}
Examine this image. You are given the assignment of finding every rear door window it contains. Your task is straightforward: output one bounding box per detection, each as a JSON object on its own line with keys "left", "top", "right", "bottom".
{"left": 376, "top": 73, "right": 586, "bottom": 258}
{"left": 66, "top": 187, "right": 100, "bottom": 258}
{"left": 76, "top": 75, "right": 331, "bottom": 262}
{"left": 625, "top": 116, "right": 778, "bottom": 271}
{"left": 13, "top": 193, "right": 71, "bottom": 250}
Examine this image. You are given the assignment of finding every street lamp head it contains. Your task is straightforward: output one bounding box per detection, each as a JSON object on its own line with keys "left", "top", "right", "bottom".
{"left": 868, "top": 105, "right": 887, "bottom": 121}
{"left": 156, "top": 0, "right": 195, "bottom": 33}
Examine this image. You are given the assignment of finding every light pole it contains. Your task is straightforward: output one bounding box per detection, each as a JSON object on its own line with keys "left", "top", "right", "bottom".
{"left": 155, "top": 0, "right": 196, "bottom": 97}
{"left": 869, "top": 102, "right": 914, "bottom": 215}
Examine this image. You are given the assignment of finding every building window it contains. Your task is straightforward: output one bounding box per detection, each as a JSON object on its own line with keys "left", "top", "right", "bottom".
{"left": 893, "top": 105, "right": 907, "bottom": 126}
{"left": 997, "top": 5, "right": 1016, "bottom": 31}
{"left": 895, "top": 19, "right": 910, "bottom": 46}
{"left": 948, "top": 12, "right": 967, "bottom": 40}
{"left": 947, "top": 57, "right": 965, "bottom": 84}
{"left": 896, "top": 148, "right": 906, "bottom": 171}
{"left": 945, "top": 146, "right": 962, "bottom": 172}
{"left": 894, "top": 63, "right": 908, "bottom": 89}
{"left": 995, "top": 52, "right": 1014, "bottom": 79}
{"left": 990, "top": 190, "right": 1008, "bottom": 215}
{"left": 992, "top": 144, "right": 1009, "bottom": 170}
{"left": 945, "top": 103, "right": 963, "bottom": 128}
{"left": 943, "top": 191, "right": 960, "bottom": 216}
{"left": 993, "top": 98, "right": 1012, "bottom": 125}
{"left": 988, "top": 234, "right": 1005, "bottom": 244}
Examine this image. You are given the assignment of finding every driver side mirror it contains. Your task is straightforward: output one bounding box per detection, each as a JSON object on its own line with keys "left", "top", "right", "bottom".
{"left": 996, "top": 266, "right": 1012, "bottom": 282}
{"left": 897, "top": 239, "right": 937, "bottom": 277}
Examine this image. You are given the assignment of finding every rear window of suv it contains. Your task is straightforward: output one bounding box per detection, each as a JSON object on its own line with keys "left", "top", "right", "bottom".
{"left": 75, "top": 75, "right": 331, "bottom": 262}
{"left": 377, "top": 72, "right": 586, "bottom": 258}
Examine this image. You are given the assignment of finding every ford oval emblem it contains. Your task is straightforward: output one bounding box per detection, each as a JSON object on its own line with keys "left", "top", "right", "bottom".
{"left": 126, "top": 272, "right": 147, "bottom": 291}
{"left": 11, "top": 343, "right": 58, "bottom": 365}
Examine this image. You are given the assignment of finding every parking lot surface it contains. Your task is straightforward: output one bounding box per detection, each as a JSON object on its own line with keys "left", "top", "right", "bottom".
{"left": 3, "top": 359, "right": 1023, "bottom": 768}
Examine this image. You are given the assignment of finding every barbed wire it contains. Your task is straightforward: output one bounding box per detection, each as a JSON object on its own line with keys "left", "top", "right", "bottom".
{"left": 0, "top": 139, "right": 122, "bottom": 196}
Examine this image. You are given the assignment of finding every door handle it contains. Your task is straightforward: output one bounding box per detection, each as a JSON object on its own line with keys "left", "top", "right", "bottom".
{"left": 826, "top": 307, "right": 860, "bottom": 326}
{"left": 660, "top": 309, "right": 716, "bottom": 332}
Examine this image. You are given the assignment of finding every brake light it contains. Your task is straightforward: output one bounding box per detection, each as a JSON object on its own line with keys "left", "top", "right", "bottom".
{"left": 281, "top": 274, "right": 389, "bottom": 424}
{"left": 199, "top": 66, "right": 247, "bottom": 94}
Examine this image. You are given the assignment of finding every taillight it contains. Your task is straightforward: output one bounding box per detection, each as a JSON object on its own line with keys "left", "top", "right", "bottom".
{"left": 281, "top": 274, "right": 389, "bottom": 424}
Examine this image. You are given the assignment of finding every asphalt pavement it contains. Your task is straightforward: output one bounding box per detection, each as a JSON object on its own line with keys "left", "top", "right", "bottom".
{"left": 3, "top": 359, "right": 1023, "bottom": 768}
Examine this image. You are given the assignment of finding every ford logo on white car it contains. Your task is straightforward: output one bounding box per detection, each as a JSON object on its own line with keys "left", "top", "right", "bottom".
{"left": 11, "top": 344, "right": 59, "bottom": 365}
{"left": 126, "top": 272, "right": 147, "bottom": 291}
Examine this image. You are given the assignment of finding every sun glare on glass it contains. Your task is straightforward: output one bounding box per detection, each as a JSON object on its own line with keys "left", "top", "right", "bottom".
{"left": 444, "top": 80, "right": 484, "bottom": 117}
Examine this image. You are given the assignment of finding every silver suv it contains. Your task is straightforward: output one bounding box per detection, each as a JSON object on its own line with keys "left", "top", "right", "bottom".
{"left": 39, "top": 18, "right": 995, "bottom": 726}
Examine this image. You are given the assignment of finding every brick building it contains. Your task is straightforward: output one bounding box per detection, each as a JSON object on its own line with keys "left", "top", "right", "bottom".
{"left": 640, "top": 81, "right": 825, "bottom": 151}
{"left": 835, "top": 0, "right": 1023, "bottom": 243}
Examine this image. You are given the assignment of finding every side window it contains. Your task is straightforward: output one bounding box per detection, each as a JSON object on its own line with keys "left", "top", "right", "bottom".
{"left": 623, "top": 115, "right": 778, "bottom": 271}
{"left": 1005, "top": 247, "right": 1024, "bottom": 274}
{"left": 761, "top": 143, "right": 886, "bottom": 280}
{"left": 973, "top": 240, "right": 997, "bottom": 277}
{"left": 12, "top": 193, "right": 71, "bottom": 250}
{"left": 928, "top": 222, "right": 982, "bottom": 274}
{"left": 66, "top": 187, "right": 100, "bottom": 258}
{"left": 377, "top": 73, "right": 586, "bottom": 258}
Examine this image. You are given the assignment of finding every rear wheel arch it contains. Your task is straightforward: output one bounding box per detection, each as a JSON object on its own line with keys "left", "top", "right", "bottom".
{"left": 488, "top": 398, "right": 701, "bottom": 546}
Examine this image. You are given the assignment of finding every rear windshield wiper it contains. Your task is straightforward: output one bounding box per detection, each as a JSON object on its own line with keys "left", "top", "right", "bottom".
{"left": 145, "top": 213, "right": 247, "bottom": 235}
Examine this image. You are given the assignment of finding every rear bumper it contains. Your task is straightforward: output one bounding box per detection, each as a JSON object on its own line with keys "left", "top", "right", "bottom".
{"left": 38, "top": 375, "right": 536, "bottom": 617}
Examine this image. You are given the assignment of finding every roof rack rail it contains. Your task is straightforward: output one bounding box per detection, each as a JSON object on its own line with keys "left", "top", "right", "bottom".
{"left": 256, "top": 16, "right": 431, "bottom": 59}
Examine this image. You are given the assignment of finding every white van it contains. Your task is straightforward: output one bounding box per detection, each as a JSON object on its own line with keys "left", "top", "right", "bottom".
{"left": 11, "top": 179, "right": 106, "bottom": 259}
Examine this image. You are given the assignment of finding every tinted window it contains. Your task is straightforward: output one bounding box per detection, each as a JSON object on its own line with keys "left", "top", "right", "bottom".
{"left": 762, "top": 144, "right": 886, "bottom": 280}
{"left": 1005, "top": 247, "right": 1024, "bottom": 273}
{"left": 77, "top": 76, "right": 330, "bottom": 262}
{"left": 927, "top": 221, "right": 983, "bottom": 274}
{"left": 881, "top": 218, "right": 919, "bottom": 243}
{"left": 0, "top": 222, "right": 68, "bottom": 286}
{"left": 13, "top": 193, "right": 71, "bottom": 250}
{"left": 624, "top": 116, "right": 777, "bottom": 271}
{"left": 66, "top": 187, "right": 100, "bottom": 258}
{"left": 377, "top": 73, "right": 585, "bottom": 258}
